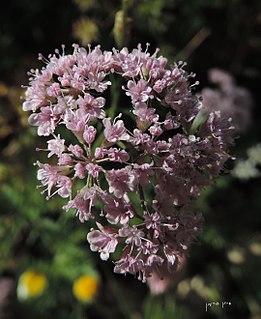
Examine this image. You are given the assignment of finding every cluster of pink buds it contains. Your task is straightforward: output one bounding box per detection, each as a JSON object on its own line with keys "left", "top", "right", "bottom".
{"left": 22, "top": 44, "right": 234, "bottom": 282}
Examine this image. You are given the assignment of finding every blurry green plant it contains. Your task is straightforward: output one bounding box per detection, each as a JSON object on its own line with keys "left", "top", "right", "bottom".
{"left": 232, "top": 143, "right": 261, "bottom": 180}
{"left": 0, "top": 104, "right": 100, "bottom": 317}
{"left": 143, "top": 295, "right": 186, "bottom": 319}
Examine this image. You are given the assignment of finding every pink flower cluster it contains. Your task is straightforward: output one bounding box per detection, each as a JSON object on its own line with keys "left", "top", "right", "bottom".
{"left": 23, "top": 44, "right": 234, "bottom": 282}
{"left": 201, "top": 68, "right": 253, "bottom": 133}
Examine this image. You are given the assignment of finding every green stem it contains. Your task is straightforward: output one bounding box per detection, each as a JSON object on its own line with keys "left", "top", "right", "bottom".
{"left": 122, "top": 0, "right": 129, "bottom": 20}
{"left": 189, "top": 110, "right": 209, "bottom": 135}
{"left": 100, "top": 262, "right": 132, "bottom": 319}
{"left": 138, "top": 184, "right": 149, "bottom": 214}
{"left": 113, "top": 0, "right": 130, "bottom": 48}
{"left": 108, "top": 75, "right": 120, "bottom": 119}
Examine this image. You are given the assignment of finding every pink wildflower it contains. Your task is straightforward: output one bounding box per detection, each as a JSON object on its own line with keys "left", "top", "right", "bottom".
{"left": 47, "top": 135, "right": 65, "bottom": 158}
{"left": 125, "top": 79, "right": 154, "bottom": 102}
{"left": 86, "top": 163, "right": 103, "bottom": 179}
{"left": 83, "top": 125, "right": 97, "bottom": 144}
{"left": 23, "top": 44, "right": 234, "bottom": 282}
{"left": 28, "top": 106, "right": 57, "bottom": 136}
{"left": 87, "top": 223, "right": 118, "bottom": 260}
{"left": 36, "top": 163, "right": 59, "bottom": 197}
{"left": 106, "top": 167, "right": 136, "bottom": 198}
{"left": 103, "top": 117, "right": 129, "bottom": 143}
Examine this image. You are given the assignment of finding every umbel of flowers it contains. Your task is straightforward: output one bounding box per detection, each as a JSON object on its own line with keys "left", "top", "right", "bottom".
{"left": 22, "top": 44, "right": 234, "bottom": 282}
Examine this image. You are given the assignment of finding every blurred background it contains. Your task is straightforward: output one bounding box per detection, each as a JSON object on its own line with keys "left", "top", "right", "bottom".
{"left": 0, "top": 0, "right": 260, "bottom": 318}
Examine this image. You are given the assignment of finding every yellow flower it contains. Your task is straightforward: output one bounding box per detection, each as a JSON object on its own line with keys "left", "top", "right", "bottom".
{"left": 73, "top": 274, "right": 99, "bottom": 303}
{"left": 17, "top": 271, "right": 47, "bottom": 300}
{"left": 73, "top": 18, "right": 98, "bottom": 46}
